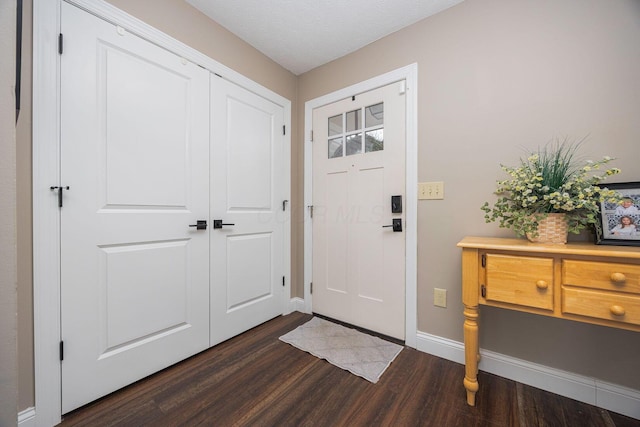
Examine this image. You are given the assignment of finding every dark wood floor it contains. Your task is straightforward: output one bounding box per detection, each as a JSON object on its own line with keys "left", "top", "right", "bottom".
{"left": 59, "top": 312, "right": 639, "bottom": 427}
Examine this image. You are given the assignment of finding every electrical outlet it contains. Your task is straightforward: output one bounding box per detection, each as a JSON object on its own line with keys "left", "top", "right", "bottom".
{"left": 434, "top": 288, "right": 447, "bottom": 308}
{"left": 418, "top": 181, "right": 444, "bottom": 200}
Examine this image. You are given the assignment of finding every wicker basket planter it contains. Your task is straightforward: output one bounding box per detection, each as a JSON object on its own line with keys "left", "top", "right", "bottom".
{"left": 526, "top": 213, "right": 568, "bottom": 244}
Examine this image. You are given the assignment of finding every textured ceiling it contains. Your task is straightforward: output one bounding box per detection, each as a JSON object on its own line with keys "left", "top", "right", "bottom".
{"left": 186, "top": 0, "right": 464, "bottom": 75}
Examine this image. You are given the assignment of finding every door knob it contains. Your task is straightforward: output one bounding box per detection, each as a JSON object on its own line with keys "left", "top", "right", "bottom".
{"left": 189, "top": 220, "right": 208, "bottom": 230}
{"left": 213, "top": 220, "right": 235, "bottom": 229}
{"left": 382, "top": 218, "right": 402, "bottom": 232}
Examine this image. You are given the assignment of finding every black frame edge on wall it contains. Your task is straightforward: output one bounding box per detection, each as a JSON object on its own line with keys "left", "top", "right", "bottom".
{"left": 16, "top": 0, "right": 23, "bottom": 122}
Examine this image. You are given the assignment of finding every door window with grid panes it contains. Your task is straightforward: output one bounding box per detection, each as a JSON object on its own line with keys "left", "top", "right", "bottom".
{"left": 328, "top": 102, "right": 383, "bottom": 159}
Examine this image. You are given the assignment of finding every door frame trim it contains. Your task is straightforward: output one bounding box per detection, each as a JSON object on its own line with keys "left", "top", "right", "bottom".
{"left": 303, "top": 64, "right": 418, "bottom": 347}
{"left": 33, "top": 0, "right": 291, "bottom": 424}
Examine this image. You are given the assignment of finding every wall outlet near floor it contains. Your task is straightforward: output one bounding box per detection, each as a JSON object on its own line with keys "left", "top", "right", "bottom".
{"left": 434, "top": 288, "right": 447, "bottom": 308}
{"left": 418, "top": 181, "right": 444, "bottom": 200}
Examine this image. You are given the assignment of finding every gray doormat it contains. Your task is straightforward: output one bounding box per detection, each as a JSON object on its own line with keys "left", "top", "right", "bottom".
{"left": 279, "top": 317, "right": 403, "bottom": 383}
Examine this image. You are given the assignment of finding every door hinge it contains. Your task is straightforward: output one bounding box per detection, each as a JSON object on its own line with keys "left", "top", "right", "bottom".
{"left": 58, "top": 33, "right": 63, "bottom": 54}
{"left": 282, "top": 200, "right": 288, "bottom": 211}
{"left": 481, "top": 254, "right": 486, "bottom": 268}
{"left": 283, "top": 125, "right": 286, "bottom": 135}
{"left": 308, "top": 205, "right": 313, "bottom": 218}
{"left": 282, "top": 276, "right": 285, "bottom": 287}
{"left": 310, "top": 130, "right": 313, "bottom": 142}
{"left": 310, "top": 282, "right": 313, "bottom": 294}
{"left": 481, "top": 284, "right": 486, "bottom": 299}
{"left": 59, "top": 341, "right": 64, "bottom": 361}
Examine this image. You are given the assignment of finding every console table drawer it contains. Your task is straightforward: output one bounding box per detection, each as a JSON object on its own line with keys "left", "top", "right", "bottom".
{"left": 484, "top": 253, "right": 553, "bottom": 310}
{"left": 563, "top": 260, "right": 640, "bottom": 293}
{"left": 562, "top": 287, "right": 640, "bottom": 326}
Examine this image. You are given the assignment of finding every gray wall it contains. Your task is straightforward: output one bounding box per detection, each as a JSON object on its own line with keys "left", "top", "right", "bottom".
{"left": 298, "top": 0, "right": 640, "bottom": 389}
{"left": 1, "top": 0, "right": 18, "bottom": 424}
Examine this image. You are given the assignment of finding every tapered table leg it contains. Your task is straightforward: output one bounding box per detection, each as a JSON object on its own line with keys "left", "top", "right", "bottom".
{"left": 460, "top": 247, "right": 480, "bottom": 406}
{"left": 463, "top": 305, "right": 479, "bottom": 405}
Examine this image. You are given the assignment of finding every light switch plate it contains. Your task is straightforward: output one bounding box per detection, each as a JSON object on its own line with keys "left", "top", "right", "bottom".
{"left": 418, "top": 181, "right": 444, "bottom": 200}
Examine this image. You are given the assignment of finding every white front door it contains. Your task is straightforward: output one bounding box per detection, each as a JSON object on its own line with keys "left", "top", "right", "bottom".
{"left": 60, "top": 3, "right": 210, "bottom": 412}
{"left": 312, "top": 82, "right": 406, "bottom": 339}
{"left": 209, "top": 76, "right": 286, "bottom": 345}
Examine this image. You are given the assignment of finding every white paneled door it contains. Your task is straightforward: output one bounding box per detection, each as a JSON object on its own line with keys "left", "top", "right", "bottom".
{"left": 209, "top": 76, "right": 286, "bottom": 345}
{"left": 60, "top": 3, "right": 210, "bottom": 412}
{"left": 312, "top": 82, "right": 406, "bottom": 339}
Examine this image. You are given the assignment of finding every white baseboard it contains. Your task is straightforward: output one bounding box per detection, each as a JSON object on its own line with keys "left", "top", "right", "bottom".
{"left": 415, "top": 330, "right": 465, "bottom": 365}
{"left": 416, "top": 331, "right": 640, "bottom": 420}
{"left": 18, "top": 407, "right": 36, "bottom": 427}
{"left": 288, "top": 297, "right": 307, "bottom": 314}
{"left": 595, "top": 380, "right": 640, "bottom": 420}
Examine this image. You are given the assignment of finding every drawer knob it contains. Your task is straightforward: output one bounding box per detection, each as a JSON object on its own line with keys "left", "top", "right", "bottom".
{"left": 610, "top": 305, "right": 626, "bottom": 316}
{"left": 610, "top": 272, "right": 626, "bottom": 283}
{"left": 535, "top": 280, "right": 548, "bottom": 290}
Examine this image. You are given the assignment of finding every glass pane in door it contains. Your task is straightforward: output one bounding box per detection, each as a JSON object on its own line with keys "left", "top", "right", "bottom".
{"left": 346, "top": 133, "right": 362, "bottom": 156}
{"left": 328, "top": 114, "right": 342, "bottom": 136}
{"left": 328, "top": 137, "right": 343, "bottom": 158}
{"left": 365, "top": 103, "right": 383, "bottom": 127}
{"left": 365, "top": 129, "right": 383, "bottom": 152}
{"left": 346, "top": 109, "right": 361, "bottom": 132}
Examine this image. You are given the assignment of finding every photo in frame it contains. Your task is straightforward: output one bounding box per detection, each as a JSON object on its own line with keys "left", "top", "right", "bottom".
{"left": 596, "top": 181, "right": 640, "bottom": 246}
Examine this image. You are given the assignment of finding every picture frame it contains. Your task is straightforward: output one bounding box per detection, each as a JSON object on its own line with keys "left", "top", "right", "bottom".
{"left": 595, "top": 181, "right": 640, "bottom": 246}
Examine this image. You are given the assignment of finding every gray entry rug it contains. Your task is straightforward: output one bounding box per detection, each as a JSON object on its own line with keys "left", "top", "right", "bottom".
{"left": 279, "top": 317, "right": 403, "bottom": 383}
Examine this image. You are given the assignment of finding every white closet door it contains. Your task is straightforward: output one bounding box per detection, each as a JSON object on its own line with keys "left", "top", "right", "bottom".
{"left": 60, "top": 2, "right": 210, "bottom": 412}
{"left": 210, "top": 75, "right": 286, "bottom": 345}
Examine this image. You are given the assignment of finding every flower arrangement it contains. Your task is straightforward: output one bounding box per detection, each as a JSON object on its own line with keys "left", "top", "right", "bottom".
{"left": 481, "top": 139, "right": 622, "bottom": 238}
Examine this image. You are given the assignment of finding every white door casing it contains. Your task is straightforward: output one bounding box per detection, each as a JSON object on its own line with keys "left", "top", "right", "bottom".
{"left": 304, "top": 65, "right": 418, "bottom": 347}
{"left": 312, "top": 82, "right": 406, "bottom": 339}
{"left": 60, "top": 2, "right": 210, "bottom": 412}
{"left": 34, "top": 1, "right": 291, "bottom": 424}
{"left": 210, "top": 76, "right": 286, "bottom": 345}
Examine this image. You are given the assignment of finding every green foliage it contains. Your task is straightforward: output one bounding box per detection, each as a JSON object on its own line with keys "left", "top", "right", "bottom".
{"left": 481, "top": 139, "right": 622, "bottom": 237}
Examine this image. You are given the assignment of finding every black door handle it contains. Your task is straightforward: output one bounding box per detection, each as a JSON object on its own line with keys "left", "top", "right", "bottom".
{"left": 213, "top": 220, "right": 235, "bottom": 229}
{"left": 189, "top": 220, "right": 208, "bottom": 230}
{"left": 382, "top": 218, "right": 402, "bottom": 232}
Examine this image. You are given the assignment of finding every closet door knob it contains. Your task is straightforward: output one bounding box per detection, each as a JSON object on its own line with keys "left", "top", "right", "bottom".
{"left": 213, "top": 220, "right": 235, "bottom": 229}
{"left": 188, "top": 220, "right": 207, "bottom": 230}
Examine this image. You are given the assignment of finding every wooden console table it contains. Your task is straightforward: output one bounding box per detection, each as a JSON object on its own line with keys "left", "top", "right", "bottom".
{"left": 457, "top": 236, "right": 640, "bottom": 406}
